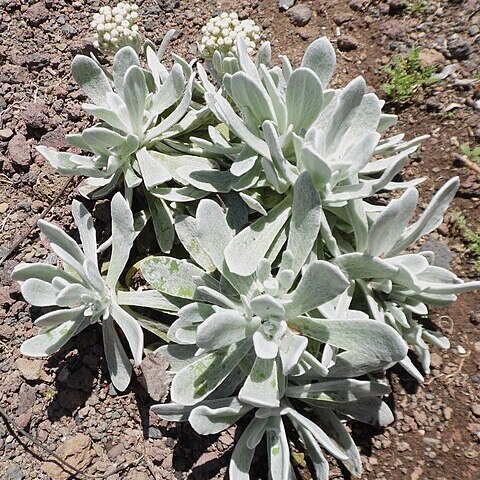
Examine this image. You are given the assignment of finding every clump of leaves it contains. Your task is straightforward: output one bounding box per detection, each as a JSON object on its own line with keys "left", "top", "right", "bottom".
{"left": 10, "top": 15, "right": 480, "bottom": 480}
{"left": 382, "top": 48, "right": 438, "bottom": 102}
{"left": 460, "top": 143, "right": 480, "bottom": 163}
{"left": 451, "top": 210, "right": 480, "bottom": 272}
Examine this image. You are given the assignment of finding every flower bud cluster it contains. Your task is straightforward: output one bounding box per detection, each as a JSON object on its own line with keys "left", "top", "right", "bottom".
{"left": 199, "top": 12, "right": 261, "bottom": 58}
{"left": 91, "top": 2, "right": 140, "bottom": 53}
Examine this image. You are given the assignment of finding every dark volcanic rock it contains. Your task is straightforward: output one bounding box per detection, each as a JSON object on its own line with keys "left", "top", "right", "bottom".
{"left": 337, "top": 35, "right": 358, "bottom": 51}
{"left": 448, "top": 38, "right": 471, "bottom": 60}
{"left": 8, "top": 134, "right": 31, "bottom": 169}
{"left": 287, "top": 4, "right": 312, "bottom": 26}
{"left": 25, "top": 3, "right": 49, "bottom": 27}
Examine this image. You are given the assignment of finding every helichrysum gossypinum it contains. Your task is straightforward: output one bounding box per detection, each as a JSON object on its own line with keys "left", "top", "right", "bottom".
{"left": 91, "top": 2, "right": 141, "bottom": 53}
{"left": 199, "top": 12, "right": 261, "bottom": 58}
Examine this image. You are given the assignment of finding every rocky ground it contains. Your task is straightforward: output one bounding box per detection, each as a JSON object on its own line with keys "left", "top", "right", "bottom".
{"left": 0, "top": 0, "right": 479, "bottom": 479}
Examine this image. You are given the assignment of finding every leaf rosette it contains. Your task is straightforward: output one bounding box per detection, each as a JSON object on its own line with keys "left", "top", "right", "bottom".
{"left": 12, "top": 194, "right": 143, "bottom": 391}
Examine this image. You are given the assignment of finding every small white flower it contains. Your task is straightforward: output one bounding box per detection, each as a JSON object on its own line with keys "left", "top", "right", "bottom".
{"left": 198, "top": 12, "right": 261, "bottom": 59}
{"left": 91, "top": 1, "right": 141, "bottom": 54}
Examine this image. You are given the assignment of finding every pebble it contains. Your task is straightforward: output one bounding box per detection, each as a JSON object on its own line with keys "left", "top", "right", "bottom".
{"left": 0, "top": 128, "right": 14, "bottom": 140}
{"left": 162, "top": 453, "right": 173, "bottom": 470}
{"left": 418, "top": 48, "right": 445, "bottom": 69}
{"left": 15, "top": 358, "right": 43, "bottom": 381}
{"left": 2, "top": 466, "right": 24, "bottom": 480}
{"left": 20, "top": 53, "right": 50, "bottom": 70}
{"left": 337, "top": 35, "right": 358, "bottom": 51}
{"left": 287, "top": 4, "right": 312, "bottom": 26}
{"left": 334, "top": 13, "right": 354, "bottom": 25}
{"left": 147, "top": 426, "right": 163, "bottom": 439}
{"left": 419, "top": 238, "right": 453, "bottom": 269}
{"left": 279, "top": 0, "right": 295, "bottom": 10}
{"left": 448, "top": 38, "right": 471, "bottom": 60}
{"left": 389, "top": 0, "right": 406, "bottom": 15}
{"left": 471, "top": 404, "right": 480, "bottom": 417}
{"left": 25, "top": 2, "right": 49, "bottom": 27}
{"left": 7, "top": 134, "right": 31, "bottom": 169}
{"left": 443, "top": 406, "right": 453, "bottom": 420}
{"left": 20, "top": 102, "right": 49, "bottom": 130}
{"left": 349, "top": 0, "right": 365, "bottom": 11}
{"left": 468, "top": 25, "right": 480, "bottom": 37}
{"left": 397, "top": 441, "right": 410, "bottom": 452}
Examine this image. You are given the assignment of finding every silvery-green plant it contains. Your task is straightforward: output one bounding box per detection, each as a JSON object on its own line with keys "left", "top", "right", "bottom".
{"left": 11, "top": 17, "right": 480, "bottom": 480}
{"left": 12, "top": 194, "right": 144, "bottom": 391}
{"left": 191, "top": 35, "right": 480, "bottom": 382}
{"left": 140, "top": 175, "right": 407, "bottom": 478}
{"left": 152, "top": 379, "right": 394, "bottom": 479}
{"left": 38, "top": 37, "right": 195, "bottom": 199}
{"left": 37, "top": 35, "right": 220, "bottom": 251}
{"left": 195, "top": 35, "right": 425, "bottom": 214}
{"left": 332, "top": 179, "right": 480, "bottom": 380}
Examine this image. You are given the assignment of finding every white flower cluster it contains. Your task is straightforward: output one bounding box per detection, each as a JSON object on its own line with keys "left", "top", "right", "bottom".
{"left": 91, "top": 2, "right": 141, "bottom": 53}
{"left": 199, "top": 12, "right": 261, "bottom": 58}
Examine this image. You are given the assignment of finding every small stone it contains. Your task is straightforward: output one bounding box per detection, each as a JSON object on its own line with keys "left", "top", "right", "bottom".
{"left": 8, "top": 134, "right": 31, "bottom": 169}
{"left": 389, "top": 0, "right": 406, "bottom": 14}
{"left": 337, "top": 35, "right": 358, "bottom": 51}
{"left": 0, "top": 324, "right": 14, "bottom": 339}
{"left": 420, "top": 238, "right": 453, "bottom": 269}
{"left": 430, "top": 352, "right": 443, "bottom": 369}
{"left": 470, "top": 311, "right": 480, "bottom": 325}
{"left": 15, "top": 358, "right": 43, "bottom": 381}
{"left": 423, "top": 437, "right": 441, "bottom": 446}
{"left": 147, "top": 426, "right": 163, "bottom": 439}
{"left": 163, "top": 453, "right": 173, "bottom": 470}
{"left": 448, "top": 38, "right": 471, "bottom": 60}
{"left": 382, "top": 20, "right": 405, "bottom": 40}
{"left": 42, "top": 434, "right": 94, "bottom": 480}
{"left": 20, "top": 102, "right": 49, "bottom": 130}
{"left": 397, "top": 441, "right": 410, "bottom": 452}
{"left": 25, "top": 2, "right": 49, "bottom": 27}
{"left": 426, "top": 97, "right": 442, "bottom": 112}
{"left": 334, "top": 13, "right": 353, "bottom": 25}
{"left": 107, "top": 443, "right": 125, "bottom": 461}
{"left": 349, "top": 0, "right": 365, "bottom": 11}
{"left": 279, "top": 0, "right": 295, "bottom": 10}
{"left": 2, "top": 466, "right": 24, "bottom": 480}
{"left": 0, "top": 128, "right": 13, "bottom": 140}
{"left": 0, "top": 202, "right": 8, "bottom": 213}
{"left": 31, "top": 200, "right": 44, "bottom": 213}
{"left": 471, "top": 404, "right": 480, "bottom": 417}
{"left": 379, "top": 3, "right": 390, "bottom": 14}
{"left": 287, "top": 4, "right": 312, "bottom": 26}
{"left": 17, "top": 200, "right": 31, "bottom": 211}
{"left": 16, "top": 383, "right": 36, "bottom": 429}
{"left": 141, "top": 352, "right": 171, "bottom": 402}
{"left": 40, "top": 128, "right": 69, "bottom": 149}
{"left": 413, "top": 409, "right": 427, "bottom": 426}
{"left": 443, "top": 406, "right": 453, "bottom": 420}
{"left": 411, "top": 466, "right": 423, "bottom": 480}
{"left": 20, "top": 53, "right": 50, "bottom": 70}
{"left": 469, "top": 25, "right": 480, "bottom": 37}
{"left": 61, "top": 24, "right": 77, "bottom": 38}
{"left": 418, "top": 48, "right": 445, "bottom": 69}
